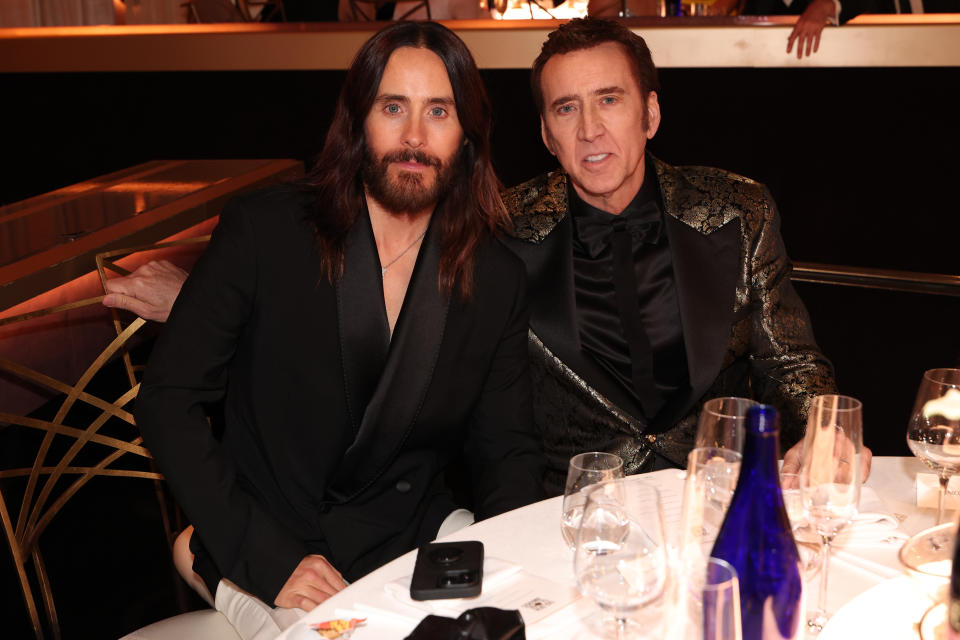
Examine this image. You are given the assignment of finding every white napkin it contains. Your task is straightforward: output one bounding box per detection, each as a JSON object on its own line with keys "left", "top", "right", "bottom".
{"left": 792, "top": 487, "right": 907, "bottom": 553}
{"left": 833, "top": 487, "right": 909, "bottom": 548}
{"left": 286, "top": 608, "right": 408, "bottom": 640}
{"left": 916, "top": 473, "right": 960, "bottom": 511}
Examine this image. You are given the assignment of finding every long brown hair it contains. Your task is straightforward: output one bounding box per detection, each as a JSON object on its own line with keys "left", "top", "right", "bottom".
{"left": 303, "top": 21, "right": 508, "bottom": 300}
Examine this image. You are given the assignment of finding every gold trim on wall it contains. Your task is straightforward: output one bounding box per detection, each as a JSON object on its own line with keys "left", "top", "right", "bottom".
{"left": 0, "top": 159, "right": 302, "bottom": 312}
{"left": 1, "top": 17, "right": 959, "bottom": 71}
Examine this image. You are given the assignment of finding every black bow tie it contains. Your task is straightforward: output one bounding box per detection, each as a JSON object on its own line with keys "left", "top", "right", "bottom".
{"left": 573, "top": 201, "right": 662, "bottom": 260}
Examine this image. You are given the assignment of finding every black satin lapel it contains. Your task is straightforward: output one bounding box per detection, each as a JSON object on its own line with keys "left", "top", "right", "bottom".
{"left": 668, "top": 215, "right": 740, "bottom": 401}
{"left": 503, "top": 216, "right": 580, "bottom": 358}
{"left": 329, "top": 222, "right": 448, "bottom": 503}
{"left": 503, "top": 218, "right": 645, "bottom": 420}
{"left": 336, "top": 210, "right": 391, "bottom": 433}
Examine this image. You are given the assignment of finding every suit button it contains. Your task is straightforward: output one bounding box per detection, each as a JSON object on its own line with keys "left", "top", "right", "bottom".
{"left": 318, "top": 503, "right": 331, "bottom": 514}
{"left": 395, "top": 480, "right": 411, "bottom": 493}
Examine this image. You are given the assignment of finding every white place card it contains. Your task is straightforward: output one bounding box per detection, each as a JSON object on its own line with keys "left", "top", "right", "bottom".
{"left": 915, "top": 473, "right": 960, "bottom": 510}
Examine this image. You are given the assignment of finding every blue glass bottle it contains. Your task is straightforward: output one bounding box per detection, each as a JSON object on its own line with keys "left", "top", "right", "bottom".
{"left": 710, "top": 405, "right": 803, "bottom": 640}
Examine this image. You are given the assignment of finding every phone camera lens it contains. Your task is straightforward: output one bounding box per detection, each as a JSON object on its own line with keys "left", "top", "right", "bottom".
{"left": 429, "top": 547, "right": 463, "bottom": 565}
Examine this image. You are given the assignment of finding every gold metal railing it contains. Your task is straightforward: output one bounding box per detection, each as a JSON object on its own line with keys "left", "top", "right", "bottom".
{"left": 0, "top": 238, "right": 208, "bottom": 639}
{"left": 0, "top": 316, "right": 154, "bottom": 640}
{"left": 792, "top": 262, "right": 960, "bottom": 297}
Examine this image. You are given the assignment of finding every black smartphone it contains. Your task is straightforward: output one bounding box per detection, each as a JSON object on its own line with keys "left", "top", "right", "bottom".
{"left": 409, "top": 540, "right": 484, "bottom": 601}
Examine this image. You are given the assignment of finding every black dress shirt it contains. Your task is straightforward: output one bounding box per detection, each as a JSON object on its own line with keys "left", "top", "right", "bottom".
{"left": 569, "top": 160, "right": 690, "bottom": 423}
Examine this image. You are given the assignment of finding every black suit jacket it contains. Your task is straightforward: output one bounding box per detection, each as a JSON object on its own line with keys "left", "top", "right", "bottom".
{"left": 501, "top": 156, "right": 836, "bottom": 493}
{"left": 136, "top": 187, "right": 545, "bottom": 602}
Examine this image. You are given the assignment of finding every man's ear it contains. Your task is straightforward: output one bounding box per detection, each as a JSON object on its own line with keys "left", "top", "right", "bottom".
{"left": 540, "top": 117, "right": 556, "bottom": 155}
{"left": 645, "top": 91, "right": 661, "bottom": 139}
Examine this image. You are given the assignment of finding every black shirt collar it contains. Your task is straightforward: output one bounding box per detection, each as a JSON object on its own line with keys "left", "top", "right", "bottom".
{"left": 570, "top": 157, "right": 665, "bottom": 256}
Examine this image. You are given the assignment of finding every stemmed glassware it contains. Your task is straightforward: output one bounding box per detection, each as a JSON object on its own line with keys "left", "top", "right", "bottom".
{"left": 574, "top": 479, "right": 668, "bottom": 639}
{"left": 677, "top": 447, "right": 741, "bottom": 577}
{"left": 780, "top": 471, "right": 824, "bottom": 581}
{"left": 561, "top": 452, "right": 624, "bottom": 549}
{"left": 800, "top": 394, "right": 863, "bottom": 634}
{"left": 673, "top": 449, "right": 742, "bottom": 640}
{"left": 700, "top": 558, "right": 743, "bottom": 640}
{"left": 906, "top": 368, "right": 960, "bottom": 525}
{"left": 695, "top": 397, "right": 758, "bottom": 454}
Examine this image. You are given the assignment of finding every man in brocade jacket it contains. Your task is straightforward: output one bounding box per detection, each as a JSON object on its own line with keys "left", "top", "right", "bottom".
{"left": 499, "top": 17, "right": 838, "bottom": 493}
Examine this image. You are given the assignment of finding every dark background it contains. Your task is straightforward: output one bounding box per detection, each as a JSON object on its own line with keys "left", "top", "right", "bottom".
{"left": 4, "top": 66, "right": 959, "bottom": 276}
{"left": 2, "top": 65, "right": 959, "bottom": 637}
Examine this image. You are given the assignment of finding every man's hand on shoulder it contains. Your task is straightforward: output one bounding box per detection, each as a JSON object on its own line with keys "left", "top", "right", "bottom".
{"left": 275, "top": 554, "right": 347, "bottom": 611}
{"left": 781, "top": 439, "right": 873, "bottom": 482}
{"left": 101, "top": 260, "right": 188, "bottom": 322}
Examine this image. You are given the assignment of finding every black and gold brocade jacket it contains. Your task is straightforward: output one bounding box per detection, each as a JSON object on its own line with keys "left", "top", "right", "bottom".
{"left": 500, "top": 156, "right": 837, "bottom": 495}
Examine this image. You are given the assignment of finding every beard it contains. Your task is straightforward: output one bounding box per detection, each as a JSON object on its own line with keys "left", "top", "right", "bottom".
{"left": 362, "top": 145, "right": 461, "bottom": 213}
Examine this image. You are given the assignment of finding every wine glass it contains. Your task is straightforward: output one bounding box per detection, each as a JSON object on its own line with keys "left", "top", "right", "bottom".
{"left": 900, "top": 522, "right": 955, "bottom": 638}
{"left": 668, "top": 551, "right": 743, "bottom": 640}
{"left": 668, "top": 448, "right": 740, "bottom": 638}
{"left": 561, "top": 452, "right": 624, "bottom": 549}
{"left": 780, "top": 471, "right": 824, "bottom": 581}
{"left": 677, "top": 447, "right": 741, "bottom": 577}
{"left": 695, "top": 397, "right": 758, "bottom": 454}
{"left": 700, "top": 558, "right": 743, "bottom": 640}
{"left": 663, "top": 558, "right": 743, "bottom": 640}
{"left": 899, "top": 522, "right": 954, "bottom": 605}
{"left": 574, "top": 479, "right": 668, "bottom": 639}
{"left": 800, "top": 394, "right": 863, "bottom": 634}
{"left": 906, "top": 368, "right": 960, "bottom": 525}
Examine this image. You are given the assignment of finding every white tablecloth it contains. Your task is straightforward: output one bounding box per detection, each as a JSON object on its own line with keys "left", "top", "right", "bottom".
{"left": 276, "top": 456, "right": 939, "bottom": 640}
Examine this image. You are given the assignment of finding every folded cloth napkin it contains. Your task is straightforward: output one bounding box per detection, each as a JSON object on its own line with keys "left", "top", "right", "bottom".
{"left": 791, "top": 487, "right": 908, "bottom": 551}
{"left": 835, "top": 487, "right": 909, "bottom": 548}
{"left": 404, "top": 608, "right": 525, "bottom": 640}
{"left": 287, "top": 608, "right": 418, "bottom": 640}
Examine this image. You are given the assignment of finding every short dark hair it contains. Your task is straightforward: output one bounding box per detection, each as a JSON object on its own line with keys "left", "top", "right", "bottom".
{"left": 530, "top": 17, "right": 660, "bottom": 115}
{"left": 305, "top": 21, "right": 506, "bottom": 300}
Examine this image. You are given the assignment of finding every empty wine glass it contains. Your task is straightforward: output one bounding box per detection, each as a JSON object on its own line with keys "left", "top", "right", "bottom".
{"left": 900, "top": 522, "right": 955, "bottom": 639}
{"left": 899, "top": 522, "right": 954, "bottom": 604}
{"left": 574, "top": 479, "right": 668, "bottom": 639}
{"left": 695, "top": 397, "right": 759, "bottom": 454}
{"left": 666, "top": 448, "right": 741, "bottom": 638}
{"left": 906, "top": 368, "right": 960, "bottom": 525}
{"left": 561, "top": 452, "right": 624, "bottom": 549}
{"left": 800, "top": 394, "right": 863, "bottom": 634}
{"left": 701, "top": 558, "right": 743, "bottom": 640}
{"left": 780, "top": 471, "right": 823, "bottom": 581}
{"left": 677, "top": 447, "right": 741, "bottom": 577}
{"left": 668, "top": 553, "right": 743, "bottom": 640}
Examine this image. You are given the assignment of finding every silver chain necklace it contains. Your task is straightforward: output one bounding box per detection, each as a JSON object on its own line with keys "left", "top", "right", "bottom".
{"left": 380, "top": 229, "right": 427, "bottom": 277}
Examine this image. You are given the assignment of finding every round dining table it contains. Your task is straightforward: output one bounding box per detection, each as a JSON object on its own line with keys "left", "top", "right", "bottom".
{"left": 275, "top": 456, "right": 946, "bottom": 640}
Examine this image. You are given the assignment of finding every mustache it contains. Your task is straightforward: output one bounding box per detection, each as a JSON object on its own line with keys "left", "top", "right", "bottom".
{"left": 381, "top": 149, "right": 442, "bottom": 169}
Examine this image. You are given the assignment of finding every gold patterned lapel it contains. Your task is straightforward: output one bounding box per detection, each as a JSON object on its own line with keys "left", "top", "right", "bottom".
{"left": 502, "top": 156, "right": 745, "bottom": 434}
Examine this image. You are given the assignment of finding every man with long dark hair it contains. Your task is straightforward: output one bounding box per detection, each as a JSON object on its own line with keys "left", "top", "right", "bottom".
{"left": 135, "top": 21, "right": 544, "bottom": 637}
